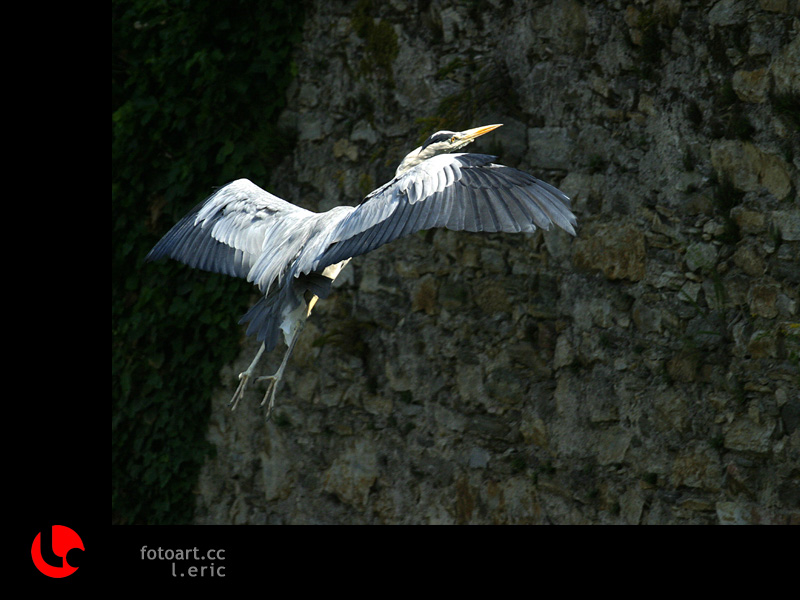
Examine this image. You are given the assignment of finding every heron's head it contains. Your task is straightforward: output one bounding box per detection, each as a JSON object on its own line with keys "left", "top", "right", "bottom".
{"left": 395, "top": 123, "right": 502, "bottom": 177}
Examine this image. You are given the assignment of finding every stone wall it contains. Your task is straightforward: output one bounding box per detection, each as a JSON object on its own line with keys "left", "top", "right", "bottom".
{"left": 195, "top": 0, "right": 798, "bottom": 524}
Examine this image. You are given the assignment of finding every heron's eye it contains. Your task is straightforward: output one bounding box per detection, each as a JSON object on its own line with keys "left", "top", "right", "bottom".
{"left": 450, "top": 136, "right": 456, "bottom": 143}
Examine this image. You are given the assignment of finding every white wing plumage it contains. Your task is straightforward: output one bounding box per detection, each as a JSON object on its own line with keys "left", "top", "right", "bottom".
{"left": 146, "top": 179, "right": 325, "bottom": 294}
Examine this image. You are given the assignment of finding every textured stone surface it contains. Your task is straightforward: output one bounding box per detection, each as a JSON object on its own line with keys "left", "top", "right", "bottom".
{"left": 711, "top": 141, "right": 793, "bottom": 200}
{"left": 194, "top": 0, "right": 800, "bottom": 525}
{"left": 573, "top": 224, "right": 647, "bottom": 281}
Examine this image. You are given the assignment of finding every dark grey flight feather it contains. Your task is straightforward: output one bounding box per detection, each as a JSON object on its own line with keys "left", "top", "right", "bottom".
{"left": 310, "top": 153, "right": 576, "bottom": 271}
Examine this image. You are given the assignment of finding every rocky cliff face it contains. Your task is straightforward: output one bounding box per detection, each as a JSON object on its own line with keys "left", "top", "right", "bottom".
{"left": 194, "top": 0, "right": 798, "bottom": 524}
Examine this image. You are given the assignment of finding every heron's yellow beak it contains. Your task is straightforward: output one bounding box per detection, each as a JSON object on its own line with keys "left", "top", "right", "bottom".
{"left": 459, "top": 123, "right": 503, "bottom": 141}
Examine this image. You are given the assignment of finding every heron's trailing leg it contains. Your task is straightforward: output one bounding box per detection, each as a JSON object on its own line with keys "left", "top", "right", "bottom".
{"left": 257, "top": 316, "right": 306, "bottom": 421}
{"left": 229, "top": 342, "right": 266, "bottom": 411}
{"left": 228, "top": 293, "right": 320, "bottom": 420}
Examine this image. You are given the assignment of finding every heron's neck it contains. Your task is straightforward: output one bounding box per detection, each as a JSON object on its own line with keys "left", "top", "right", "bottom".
{"left": 395, "top": 145, "right": 440, "bottom": 177}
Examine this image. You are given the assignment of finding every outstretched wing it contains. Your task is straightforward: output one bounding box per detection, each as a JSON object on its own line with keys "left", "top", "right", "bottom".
{"left": 146, "top": 178, "right": 318, "bottom": 288}
{"left": 311, "top": 153, "right": 576, "bottom": 271}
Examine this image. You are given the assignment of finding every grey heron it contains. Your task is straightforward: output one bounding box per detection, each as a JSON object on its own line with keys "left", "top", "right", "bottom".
{"left": 146, "top": 124, "right": 577, "bottom": 420}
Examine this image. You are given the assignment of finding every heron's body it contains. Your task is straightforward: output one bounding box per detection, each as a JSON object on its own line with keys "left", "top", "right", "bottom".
{"left": 147, "top": 125, "right": 577, "bottom": 419}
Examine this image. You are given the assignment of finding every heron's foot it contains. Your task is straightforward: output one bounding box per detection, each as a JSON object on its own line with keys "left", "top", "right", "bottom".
{"left": 255, "top": 374, "right": 281, "bottom": 421}
{"left": 228, "top": 371, "right": 253, "bottom": 411}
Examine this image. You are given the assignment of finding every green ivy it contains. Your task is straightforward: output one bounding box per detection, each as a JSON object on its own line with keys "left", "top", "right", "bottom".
{"left": 112, "top": 0, "right": 304, "bottom": 524}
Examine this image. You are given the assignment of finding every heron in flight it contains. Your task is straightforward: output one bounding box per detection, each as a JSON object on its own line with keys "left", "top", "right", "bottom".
{"left": 147, "top": 124, "right": 577, "bottom": 420}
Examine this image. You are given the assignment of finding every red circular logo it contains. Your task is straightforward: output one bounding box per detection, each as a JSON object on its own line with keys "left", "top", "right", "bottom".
{"left": 31, "top": 525, "right": 84, "bottom": 578}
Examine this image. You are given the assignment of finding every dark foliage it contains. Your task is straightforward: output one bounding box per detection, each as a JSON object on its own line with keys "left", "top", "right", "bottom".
{"left": 112, "top": 0, "right": 304, "bottom": 524}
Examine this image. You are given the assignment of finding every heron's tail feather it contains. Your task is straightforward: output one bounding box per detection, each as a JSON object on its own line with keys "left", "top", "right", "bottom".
{"left": 239, "top": 296, "right": 284, "bottom": 352}
{"left": 238, "top": 272, "right": 336, "bottom": 351}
